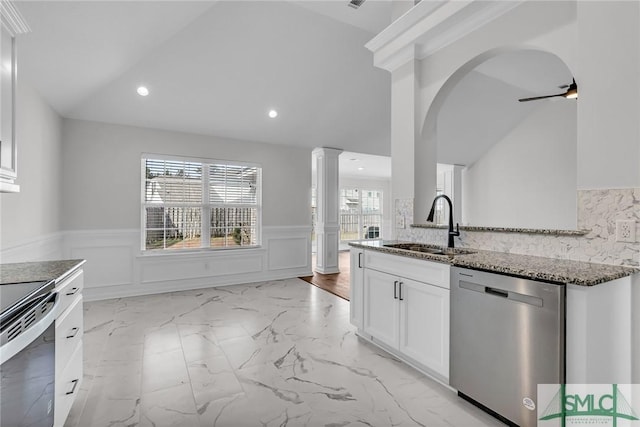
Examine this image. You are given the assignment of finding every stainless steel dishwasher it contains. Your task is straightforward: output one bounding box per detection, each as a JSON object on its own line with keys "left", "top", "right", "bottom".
{"left": 450, "top": 267, "right": 565, "bottom": 427}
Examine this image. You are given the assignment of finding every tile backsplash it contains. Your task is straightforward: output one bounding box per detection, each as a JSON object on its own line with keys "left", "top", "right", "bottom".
{"left": 395, "top": 188, "right": 640, "bottom": 267}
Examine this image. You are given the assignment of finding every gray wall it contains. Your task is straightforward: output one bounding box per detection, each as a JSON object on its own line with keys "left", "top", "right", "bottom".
{"left": 0, "top": 82, "right": 63, "bottom": 249}
{"left": 61, "top": 119, "right": 312, "bottom": 230}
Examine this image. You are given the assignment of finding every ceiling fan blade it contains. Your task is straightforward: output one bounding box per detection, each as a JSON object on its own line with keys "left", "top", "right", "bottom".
{"left": 519, "top": 78, "right": 578, "bottom": 102}
{"left": 518, "top": 93, "right": 564, "bottom": 102}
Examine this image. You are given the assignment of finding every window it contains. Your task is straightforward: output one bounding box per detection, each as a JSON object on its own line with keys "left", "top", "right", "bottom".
{"left": 142, "top": 155, "right": 261, "bottom": 251}
{"left": 339, "top": 188, "right": 382, "bottom": 241}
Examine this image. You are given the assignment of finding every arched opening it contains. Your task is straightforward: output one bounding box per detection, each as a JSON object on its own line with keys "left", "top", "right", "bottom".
{"left": 417, "top": 47, "right": 577, "bottom": 229}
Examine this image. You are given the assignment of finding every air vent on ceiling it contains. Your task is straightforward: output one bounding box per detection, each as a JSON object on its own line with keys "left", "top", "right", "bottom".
{"left": 348, "top": 0, "right": 365, "bottom": 9}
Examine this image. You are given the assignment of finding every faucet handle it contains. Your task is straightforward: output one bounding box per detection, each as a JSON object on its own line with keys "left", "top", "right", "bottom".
{"left": 450, "top": 223, "right": 460, "bottom": 237}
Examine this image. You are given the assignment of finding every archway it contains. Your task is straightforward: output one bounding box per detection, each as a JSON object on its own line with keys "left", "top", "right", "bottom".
{"left": 415, "top": 47, "right": 577, "bottom": 229}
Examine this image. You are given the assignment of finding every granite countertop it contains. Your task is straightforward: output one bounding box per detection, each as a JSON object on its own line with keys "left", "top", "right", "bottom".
{"left": 0, "top": 259, "right": 86, "bottom": 285}
{"left": 349, "top": 241, "right": 637, "bottom": 286}
{"left": 411, "top": 223, "right": 589, "bottom": 236}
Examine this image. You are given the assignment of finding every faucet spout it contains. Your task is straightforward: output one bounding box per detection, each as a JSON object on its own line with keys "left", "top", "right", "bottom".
{"left": 427, "top": 194, "right": 460, "bottom": 248}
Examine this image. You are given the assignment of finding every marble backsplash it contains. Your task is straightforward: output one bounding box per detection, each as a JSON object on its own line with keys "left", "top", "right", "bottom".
{"left": 395, "top": 188, "right": 640, "bottom": 267}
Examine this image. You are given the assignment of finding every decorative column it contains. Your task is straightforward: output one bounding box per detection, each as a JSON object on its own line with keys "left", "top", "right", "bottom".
{"left": 313, "top": 147, "right": 342, "bottom": 274}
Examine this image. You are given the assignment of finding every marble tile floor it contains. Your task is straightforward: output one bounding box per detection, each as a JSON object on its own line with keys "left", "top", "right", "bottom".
{"left": 65, "top": 278, "right": 504, "bottom": 427}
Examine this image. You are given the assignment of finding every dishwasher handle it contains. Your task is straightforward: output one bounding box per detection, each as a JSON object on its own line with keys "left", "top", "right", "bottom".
{"left": 485, "top": 287, "right": 508, "bottom": 298}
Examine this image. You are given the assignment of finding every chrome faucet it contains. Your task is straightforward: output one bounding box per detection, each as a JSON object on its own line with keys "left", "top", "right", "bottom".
{"left": 427, "top": 194, "right": 460, "bottom": 248}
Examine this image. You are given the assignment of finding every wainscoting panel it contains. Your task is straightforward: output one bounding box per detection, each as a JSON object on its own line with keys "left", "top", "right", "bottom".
{"left": 64, "top": 229, "right": 138, "bottom": 290}
{"left": 70, "top": 245, "right": 133, "bottom": 288}
{"left": 56, "top": 226, "right": 311, "bottom": 301}
{"left": 139, "top": 250, "right": 264, "bottom": 283}
{"left": 0, "top": 232, "right": 64, "bottom": 263}
{"left": 267, "top": 236, "right": 309, "bottom": 270}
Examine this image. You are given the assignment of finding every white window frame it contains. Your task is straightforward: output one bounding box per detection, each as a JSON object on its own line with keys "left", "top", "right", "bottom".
{"left": 140, "top": 153, "right": 262, "bottom": 252}
{"left": 339, "top": 187, "right": 383, "bottom": 242}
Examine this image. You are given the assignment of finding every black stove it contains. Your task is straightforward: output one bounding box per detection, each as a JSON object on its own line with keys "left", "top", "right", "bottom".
{"left": 1, "top": 280, "right": 51, "bottom": 311}
{"left": 1, "top": 279, "right": 57, "bottom": 427}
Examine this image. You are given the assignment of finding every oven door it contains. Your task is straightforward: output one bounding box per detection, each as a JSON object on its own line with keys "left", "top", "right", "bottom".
{"left": 1, "top": 292, "right": 57, "bottom": 427}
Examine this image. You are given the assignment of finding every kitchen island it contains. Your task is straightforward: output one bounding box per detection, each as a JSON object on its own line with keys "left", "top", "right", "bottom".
{"left": 349, "top": 241, "right": 639, "bottom": 386}
{"left": 349, "top": 240, "right": 636, "bottom": 286}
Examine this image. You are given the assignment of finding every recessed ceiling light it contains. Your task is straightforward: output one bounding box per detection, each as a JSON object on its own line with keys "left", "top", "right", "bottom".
{"left": 358, "top": 167, "right": 364, "bottom": 171}
{"left": 268, "top": 109, "right": 278, "bottom": 118}
{"left": 137, "top": 86, "right": 149, "bottom": 97}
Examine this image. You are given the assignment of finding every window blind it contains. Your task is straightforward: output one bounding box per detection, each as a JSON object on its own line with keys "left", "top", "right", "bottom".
{"left": 142, "top": 156, "right": 261, "bottom": 251}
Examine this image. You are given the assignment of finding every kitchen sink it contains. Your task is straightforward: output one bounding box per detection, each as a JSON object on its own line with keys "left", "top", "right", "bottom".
{"left": 383, "top": 243, "right": 476, "bottom": 256}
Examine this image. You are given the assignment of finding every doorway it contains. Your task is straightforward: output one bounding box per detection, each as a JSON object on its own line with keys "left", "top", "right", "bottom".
{"left": 339, "top": 188, "right": 382, "bottom": 250}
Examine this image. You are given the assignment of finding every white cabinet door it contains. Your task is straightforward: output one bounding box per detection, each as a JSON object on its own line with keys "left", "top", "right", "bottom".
{"left": 363, "top": 268, "right": 399, "bottom": 349}
{"left": 349, "top": 248, "right": 365, "bottom": 328}
{"left": 399, "top": 278, "right": 450, "bottom": 379}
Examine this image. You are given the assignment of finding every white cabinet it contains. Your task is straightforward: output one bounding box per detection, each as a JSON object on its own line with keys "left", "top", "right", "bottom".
{"left": 0, "top": 1, "right": 28, "bottom": 193}
{"left": 54, "top": 269, "right": 84, "bottom": 427}
{"left": 363, "top": 268, "right": 400, "bottom": 348}
{"left": 349, "top": 247, "right": 365, "bottom": 328}
{"left": 353, "top": 248, "right": 450, "bottom": 382}
{"left": 398, "top": 277, "right": 449, "bottom": 378}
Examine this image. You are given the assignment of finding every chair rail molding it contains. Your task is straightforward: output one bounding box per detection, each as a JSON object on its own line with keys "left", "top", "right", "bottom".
{"left": 365, "top": 0, "right": 524, "bottom": 72}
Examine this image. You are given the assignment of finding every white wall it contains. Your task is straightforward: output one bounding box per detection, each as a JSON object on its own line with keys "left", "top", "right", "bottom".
{"left": 411, "top": 0, "right": 640, "bottom": 219}
{"left": 413, "top": 0, "right": 578, "bottom": 223}
{"left": 576, "top": 1, "right": 640, "bottom": 189}
{"left": 340, "top": 176, "right": 392, "bottom": 238}
{"left": 462, "top": 99, "right": 577, "bottom": 229}
{"left": 0, "top": 81, "right": 64, "bottom": 261}
{"left": 55, "top": 119, "right": 313, "bottom": 300}
{"left": 391, "top": 60, "right": 419, "bottom": 202}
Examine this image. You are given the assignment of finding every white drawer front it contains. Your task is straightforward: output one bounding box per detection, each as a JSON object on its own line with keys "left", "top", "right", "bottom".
{"left": 365, "top": 250, "right": 450, "bottom": 289}
{"left": 54, "top": 343, "right": 83, "bottom": 427}
{"left": 56, "top": 269, "right": 83, "bottom": 316}
{"left": 55, "top": 295, "right": 83, "bottom": 376}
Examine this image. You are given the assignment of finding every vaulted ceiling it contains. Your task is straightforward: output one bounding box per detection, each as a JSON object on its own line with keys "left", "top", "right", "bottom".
{"left": 17, "top": 1, "right": 404, "bottom": 156}
{"left": 15, "top": 1, "right": 574, "bottom": 171}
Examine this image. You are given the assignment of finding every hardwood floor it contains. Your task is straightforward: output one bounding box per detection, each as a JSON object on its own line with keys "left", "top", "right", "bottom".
{"left": 299, "top": 251, "right": 350, "bottom": 300}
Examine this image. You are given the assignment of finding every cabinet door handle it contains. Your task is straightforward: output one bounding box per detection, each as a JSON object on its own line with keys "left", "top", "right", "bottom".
{"left": 66, "top": 379, "right": 79, "bottom": 395}
{"left": 358, "top": 252, "right": 363, "bottom": 268}
{"left": 66, "top": 327, "right": 80, "bottom": 339}
{"left": 66, "top": 287, "right": 79, "bottom": 296}
{"left": 399, "top": 282, "right": 404, "bottom": 301}
{"left": 393, "top": 281, "right": 398, "bottom": 299}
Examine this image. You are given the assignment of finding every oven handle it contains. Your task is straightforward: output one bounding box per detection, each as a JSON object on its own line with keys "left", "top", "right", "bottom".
{"left": 0, "top": 293, "right": 58, "bottom": 365}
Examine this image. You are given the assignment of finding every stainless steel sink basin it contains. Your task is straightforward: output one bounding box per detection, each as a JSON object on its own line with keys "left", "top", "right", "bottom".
{"left": 383, "top": 243, "right": 476, "bottom": 256}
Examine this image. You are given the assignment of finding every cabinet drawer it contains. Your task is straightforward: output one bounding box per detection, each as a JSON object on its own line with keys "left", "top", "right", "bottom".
{"left": 365, "top": 250, "right": 450, "bottom": 289}
{"left": 56, "top": 269, "right": 83, "bottom": 316}
{"left": 55, "top": 295, "right": 83, "bottom": 376}
{"left": 54, "top": 343, "right": 83, "bottom": 427}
